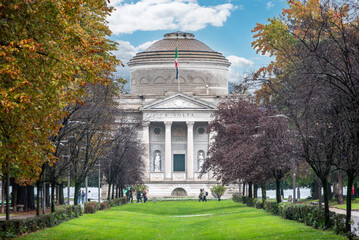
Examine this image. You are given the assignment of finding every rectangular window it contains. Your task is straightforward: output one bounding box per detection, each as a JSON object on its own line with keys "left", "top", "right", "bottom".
{"left": 173, "top": 154, "right": 185, "bottom": 171}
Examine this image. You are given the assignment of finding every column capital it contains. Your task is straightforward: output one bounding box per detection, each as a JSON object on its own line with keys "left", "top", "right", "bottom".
{"left": 186, "top": 121, "right": 195, "bottom": 127}
{"left": 143, "top": 122, "right": 150, "bottom": 127}
{"left": 164, "top": 121, "right": 172, "bottom": 127}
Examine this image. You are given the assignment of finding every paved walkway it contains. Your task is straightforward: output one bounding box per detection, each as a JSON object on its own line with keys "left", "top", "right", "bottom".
{"left": 330, "top": 207, "right": 359, "bottom": 236}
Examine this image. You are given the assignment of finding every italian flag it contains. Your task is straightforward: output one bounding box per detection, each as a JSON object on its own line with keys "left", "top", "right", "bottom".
{"left": 175, "top": 47, "right": 179, "bottom": 79}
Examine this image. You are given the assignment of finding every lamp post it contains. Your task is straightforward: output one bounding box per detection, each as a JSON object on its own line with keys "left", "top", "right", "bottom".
{"left": 98, "top": 161, "right": 101, "bottom": 203}
{"left": 85, "top": 176, "right": 88, "bottom": 203}
{"left": 60, "top": 137, "right": 73, "bottom": 205}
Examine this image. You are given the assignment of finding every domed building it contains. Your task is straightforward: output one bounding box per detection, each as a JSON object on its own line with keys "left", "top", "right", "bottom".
{"left": 115, "top": 32, "right": 235, "bottom": 198}
{"left": 128, "top": 31, "right": 230, "bottom": 96}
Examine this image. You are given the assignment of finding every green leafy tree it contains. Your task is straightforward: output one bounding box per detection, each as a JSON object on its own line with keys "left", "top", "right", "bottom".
{"left": 0, "top": 0, "right": 120, "bottom": 219}
{"left": 211, "top": 185, "right": 226, "bottom": 201}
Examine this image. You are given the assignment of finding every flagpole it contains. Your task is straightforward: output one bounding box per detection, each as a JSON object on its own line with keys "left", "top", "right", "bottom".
{"left": 175, "top": 44, "right": 180, "bottom": 92}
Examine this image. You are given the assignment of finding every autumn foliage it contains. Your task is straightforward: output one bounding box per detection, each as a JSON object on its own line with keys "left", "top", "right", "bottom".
{"left": 0, "top": 1, "right": 119, "bottom": 184}
{"left": 204, "top": 97, "right": 292, "bottom": 203}
{"left": 251, "top": 0, "right": 359, "bottom": 232}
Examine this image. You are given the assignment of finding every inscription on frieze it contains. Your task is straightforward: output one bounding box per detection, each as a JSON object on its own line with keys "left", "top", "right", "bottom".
{"left": 147, "top": 112, "right": 196, "bottom": 118}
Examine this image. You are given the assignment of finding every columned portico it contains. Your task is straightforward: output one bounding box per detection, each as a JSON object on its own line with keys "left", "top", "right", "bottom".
{"left": 186, "top": 121, "right": 194, "bottom": 179}
{"left": 164, "top": 121, "right": 172, "bottom": 179}
{"left": 139, "top": 93, "right": 219, "bottom": 196}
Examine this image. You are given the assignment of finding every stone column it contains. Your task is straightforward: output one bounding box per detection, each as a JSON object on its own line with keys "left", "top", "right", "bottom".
{"left": 164, "top": 121, "right": 172, "bottom": 179}
{"left": 143, "top": 122, "right": 150, "bottom": 180}
{"left": 186, "top": 121, "right": 194, "bottom": 179}
{"left": 208, "top": 125, "right": 216, "bottom": 179}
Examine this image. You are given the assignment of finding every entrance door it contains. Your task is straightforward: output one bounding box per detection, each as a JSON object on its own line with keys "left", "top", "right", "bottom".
{"left": 173, "top": 154, "right": 185, "bottom": 171}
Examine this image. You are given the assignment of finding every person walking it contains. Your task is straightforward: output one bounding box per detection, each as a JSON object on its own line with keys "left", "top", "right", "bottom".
{"left": 137, "top": 190, "right": 142, "bottom": 203}
{"left": 143, "top": 190, "right": 148, "bottom": 203}
{"left": 128, "top": 188, "right": 133, "bottom": 203}
{"left": 198, "top": 189, "right": 203, "bottom": 202}
{"left": 203, "top": 190, "right": 208, "bottom": 202}
{"left": 78, "top": 189, "right": 81, "bottom": 204}
{"left": 125, "top": 187, "right": 130, "bottom": 202}
{"left": 81, "top": 190, "right": 85, "bottom": 204}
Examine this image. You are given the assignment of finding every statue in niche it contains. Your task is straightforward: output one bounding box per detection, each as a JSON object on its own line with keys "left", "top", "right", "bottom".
{"left": 198, "top": 151, "right": 205, "bottom": 172}
{"left": 154, "top": 152, "right": 161, "bottom": 172}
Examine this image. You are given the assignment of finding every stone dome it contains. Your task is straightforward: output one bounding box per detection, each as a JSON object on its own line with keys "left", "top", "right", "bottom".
{"left": 144, "top": 32, "right": 214, "bottom": 52}
{"left": 128, "top": 32, "right": 230, "bottom": 96}
{"left": 128, "top": 31, "right": 230, "bottom": 66}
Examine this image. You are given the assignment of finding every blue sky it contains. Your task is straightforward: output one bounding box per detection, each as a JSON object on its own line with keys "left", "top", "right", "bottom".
{"left": 107, "top": 0, "right": 289, "bottom": 90}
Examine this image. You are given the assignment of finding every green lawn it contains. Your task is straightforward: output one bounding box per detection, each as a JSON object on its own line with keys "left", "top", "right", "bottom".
{"left": 331, "top": 199, "right": 359, "bottom": 210}
{"left": 19, "top": 200, "right": 346, "bottom": 240}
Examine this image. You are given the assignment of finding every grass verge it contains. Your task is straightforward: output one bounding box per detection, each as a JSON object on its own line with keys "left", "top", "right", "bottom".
{"left": 19, "top": 200, "right": 346, "bottom": 240}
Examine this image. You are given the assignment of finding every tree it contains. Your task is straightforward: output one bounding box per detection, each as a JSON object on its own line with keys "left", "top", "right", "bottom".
{"left": 0, "top": 0, "right": 119, "bottom": 219}
{"left": 204, "top": 98, "right": 292, "bottom": 203}
{"left": 210, "top": 185, "right": 226, "bottom": 201}
{"left": 102, "top": 120, "right": 145, "bottom": 200}
{"left": 251, "top": 0, "right": 359, "bottom": 230}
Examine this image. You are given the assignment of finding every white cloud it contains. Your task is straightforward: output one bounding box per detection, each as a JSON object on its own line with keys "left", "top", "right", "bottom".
{"left": 108, "top": 0, "right": 236, "bottom": 35}
{"left": 227, "top": 55, "right": 254, "bottom": 68}
{"left": 111, "top": 39, "right": 160, "bottom": 86}
{"left": 113, "top": 39, "right": 160, "bottom": 65}
{"left": 266, "top": 1, "right": 275, "bottom": 10}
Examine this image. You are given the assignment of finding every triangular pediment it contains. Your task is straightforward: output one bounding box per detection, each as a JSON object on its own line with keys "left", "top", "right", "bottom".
{"left": 141, "top": 93, "right": 217, "bottom": 110}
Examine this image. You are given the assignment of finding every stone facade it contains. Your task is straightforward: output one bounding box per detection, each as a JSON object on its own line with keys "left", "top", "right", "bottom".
{"left": 106, "top": 32, "right": 236, "bottom": 198}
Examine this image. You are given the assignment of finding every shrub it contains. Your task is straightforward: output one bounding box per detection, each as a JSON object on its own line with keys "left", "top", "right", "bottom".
{"left": 232, "top": 193, "right": 241, "bottom": 203}
{"left": 261, "top": 201, "right": 345, "bottom": 234}
{"left": 84, "top": 202, "right": 99, "bottom": 214}
{"left": 99, "top": 201, "right": 110, "bottom": 210}
{"left": 0, "top": 205, "right": 82, "bottom": 239}
{"left": 210, "top": 185, "right": 226, "bottom": 201}
{"left": 101, "top": 197, "right": 127, "bottom": 210}
{"left": 134, "top": 184, "right": 149, "bottom": 193}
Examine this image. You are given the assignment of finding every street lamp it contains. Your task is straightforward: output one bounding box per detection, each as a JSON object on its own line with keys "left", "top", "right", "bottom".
{"left": 97, "top": 162, "right": 101, "bottom": 203}
{"left": 60, "top": 136, "right": 73, "bottom": 205}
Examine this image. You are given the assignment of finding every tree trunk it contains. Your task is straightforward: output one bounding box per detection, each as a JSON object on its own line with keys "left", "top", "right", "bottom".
{"left": 27, "top": 186, "right": 35, "bottom": 210}
{"left": 1, "top": 180, "right": 4, "bottom": 214}
{"left": 59, "top": 182, "right": 65, "bottom": 205}
{"left": 5, "top": 163, "right": 10, "bottom": 220}
{"left": 254, "top": 184, "right": 258, "bottom": 198}
{"left": 338, "top": 171, "right": 344, "bottom": 204}
{"left": 311, "top": 179, "right": 320, "bottom": 199}
{"left": 11, "top": 182, "right": 18, "bottom": 213}
{"left": 112, "top": 184, "right": 115, "bottom": 200}
{"left": 346, "top": 173, "right": 354, "bottom": 234}
{"left": 46, "top": 184, "right": 50, "bottom": 207}
{"left": 107, "top": 183, "right": 111, "bottom": 201}
{"left": 275, "top": 178, "right": 281, "bottom": 203}
{"left": 74, "top": 183, "right": 80, "bottom": 206}
{"left": 36, "top": 182, "right": 40, "bottom": 216}
{"left": 248, "top": 182, "right": 252, "bottom": 198}
{"left": 16, "top": 185, "right": 30, "bottom": 211}
{"left": 242, "top": 183, "right": 246, "bottom": 197}
{"left": 56, "top": 185, "right": 59, "bottom": 204}
{"left": 321, "top": 178, "right": 330, "bottom": 229}
{"left": 261, "top": 184, "right": 266, "bottom": 202}
{"left": 51, "top": 181, "right": 56, "bottom": 213}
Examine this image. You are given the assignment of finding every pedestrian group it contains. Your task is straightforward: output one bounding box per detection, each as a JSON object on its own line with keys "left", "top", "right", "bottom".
{"left": 198, "top": 188, "right": 208, "bottom": 202}
{"left": 124, "top": 187, "right": 147, "bottom": 203}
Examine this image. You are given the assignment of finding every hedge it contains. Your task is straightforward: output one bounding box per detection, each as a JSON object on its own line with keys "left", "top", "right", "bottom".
{"left": 0, "top": 197, "right": 128, "bottom": 239}
{"left": 234, "top": 195, "right": 347, "bottom": 236}
{"left": 0, "top": 205, "right": 82, "bottom": 239}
